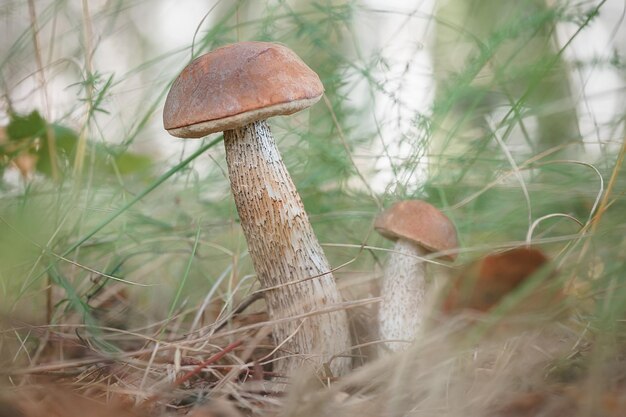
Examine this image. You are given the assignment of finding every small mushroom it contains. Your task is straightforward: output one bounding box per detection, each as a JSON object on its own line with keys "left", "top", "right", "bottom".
{"left": 163, "top": 42, "right": 350, "bottom": 376}
{"left": 442, "top": 247, "right": 562, "bottom": 315}
{"left": 374, "top": 200, "right": 458, "bottom": 352}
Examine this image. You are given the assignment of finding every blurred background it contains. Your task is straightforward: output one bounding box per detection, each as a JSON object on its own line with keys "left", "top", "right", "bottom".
{"left": 1, "top": 0, "right": 625, "bottom": 389}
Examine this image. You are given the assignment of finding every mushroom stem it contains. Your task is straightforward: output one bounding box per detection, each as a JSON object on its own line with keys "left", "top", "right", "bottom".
{"left": 223, "top": 120, "right": 351, "bottom": 376}
{"left": 379, "top": 238, "right": 428, "bottom": 352}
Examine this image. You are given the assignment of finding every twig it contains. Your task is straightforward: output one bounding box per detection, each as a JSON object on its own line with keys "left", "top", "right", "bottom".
{"left": 172, "top": 340, "right": 242, "bottom": 387}
{"left": 143, "top": 339, "right": 243, "bottom": 405}
{"left": 588, "top": 138, "right": 626, "bottom": 233}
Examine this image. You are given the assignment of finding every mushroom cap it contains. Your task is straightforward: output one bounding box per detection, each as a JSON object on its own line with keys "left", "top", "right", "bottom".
{"left": 374, "top": 200, "right": 458, "bottom": 260}
{"left": 442, "top": 247, "right": 557, "bottom": 314}
{"left": 476, "top": 247, "right": 548, "bottom": 288}
{"left": 163, "top": 42, "right": 324, "bottom": 138}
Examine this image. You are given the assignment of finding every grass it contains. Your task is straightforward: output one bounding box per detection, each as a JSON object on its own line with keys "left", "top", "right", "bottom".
{"left": 1, "top": 0, "right": 626, "bottom": 416}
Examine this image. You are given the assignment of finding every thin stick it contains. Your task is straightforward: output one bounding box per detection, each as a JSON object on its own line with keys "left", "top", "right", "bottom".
{"left": 589, "top": 138, "right": 626, "bottom": 233}
{"left": 172, "top": 339, "right": 242, "bottom": 387}
{"left": 73, "top": 0, "right": 94, "bottom": 179}
{"left": 27, "top": 0, "right": 59, "bottom": 181}
{"left": 143, "top": 340, "right": 243, "bottom": 405}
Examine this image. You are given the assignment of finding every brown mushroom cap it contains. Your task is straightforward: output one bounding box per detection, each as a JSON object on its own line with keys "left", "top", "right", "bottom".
{"left": 163, "top": 42, "right": 324, "bottom": 138}
{"left": 374, "top": 200, "right": 458, "bottom": 261}
{"left": 442, "top": 247, "right": 559, "bottom": 314}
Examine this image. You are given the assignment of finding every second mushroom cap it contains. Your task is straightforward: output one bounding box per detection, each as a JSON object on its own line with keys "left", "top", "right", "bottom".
{"left": 375, "top": 200, "right": 458, "bottom": 260}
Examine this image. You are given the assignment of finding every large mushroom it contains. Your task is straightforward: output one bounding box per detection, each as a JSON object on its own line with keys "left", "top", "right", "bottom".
{"left": 163, "top": 42, "right": 350, "bottom": 376}
{"left": 374, "top": 200, "right": 458, "bottom": 352}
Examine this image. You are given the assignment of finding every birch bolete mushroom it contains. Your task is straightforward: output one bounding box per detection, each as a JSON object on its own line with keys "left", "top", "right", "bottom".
{"left": 162, "top": 42, "right": 350, "bottom": 376}
{"left": 374, "top": 200, "right": 458, "bottom": 352}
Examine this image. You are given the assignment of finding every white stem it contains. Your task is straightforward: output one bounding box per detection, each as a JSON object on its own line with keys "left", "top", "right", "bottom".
{"left": 379, "top": 238, "right": 428, "bottom": 352}
{"left": 223, "top": 120, "right": 351, "bottom": 376}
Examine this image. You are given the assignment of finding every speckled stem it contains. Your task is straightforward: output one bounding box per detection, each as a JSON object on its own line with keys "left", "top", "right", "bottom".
{"left": 223, "top": 120, "right": 351, "bottom": 376}
{"left": 379, "top": 238, "right": 428, "bottom": 352}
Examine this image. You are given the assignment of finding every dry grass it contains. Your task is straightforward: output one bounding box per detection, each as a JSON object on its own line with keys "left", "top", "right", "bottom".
{"left": 1, "top": 261, "right": 622, "bottom": 417}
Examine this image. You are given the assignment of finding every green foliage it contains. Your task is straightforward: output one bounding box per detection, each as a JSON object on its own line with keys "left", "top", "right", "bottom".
{"left": 6, "top": 110, "right": 46, "bottom": 140}
{"left": 1, "top": 110, "right": 152, "bottom": 180}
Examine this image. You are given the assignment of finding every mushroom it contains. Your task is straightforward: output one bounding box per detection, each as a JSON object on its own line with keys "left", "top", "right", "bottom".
{"left": 442, "top": 247, "right": 562, "bottom": 315}
{"left": 163, "top": 42, "right": 350, "bottom": 376}
{"left": 374, "top": 200, "right": 458, "bottom": 352}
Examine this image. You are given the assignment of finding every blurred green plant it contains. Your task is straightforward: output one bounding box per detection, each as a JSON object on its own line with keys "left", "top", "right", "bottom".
{"left": 1, "top": 110, "right": 152, "bottom": 182}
